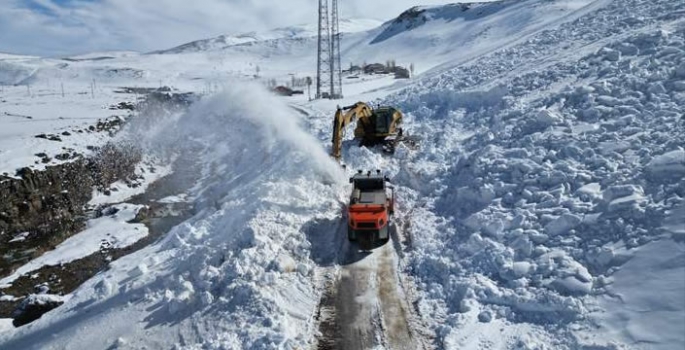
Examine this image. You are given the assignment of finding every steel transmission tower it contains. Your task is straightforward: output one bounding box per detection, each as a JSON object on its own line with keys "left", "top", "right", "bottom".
{"left": 316, "top": 0, "right": 332, "bottom": 99}
{"left": 330, "top": 0, "right": 343, "bottom": 99}
{"left": 317, "top": 0, "right": 343, "bottom": 99}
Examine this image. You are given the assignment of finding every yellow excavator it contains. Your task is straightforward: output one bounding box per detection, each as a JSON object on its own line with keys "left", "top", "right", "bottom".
{"left": 331, "top": 102, "right": 417, "bottom": 160}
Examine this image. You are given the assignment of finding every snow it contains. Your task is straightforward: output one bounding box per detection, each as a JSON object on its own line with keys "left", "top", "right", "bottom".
{"left": 0, "top": 83, "right": 136, "bottom": 176}
{"left": 0, "top": 319, "right": 13, "bottom": 333}
{"left": 65, "top": 51, "right": 141, "bottom": 60}
{"left": 341, "top": 0, "right": 684, "bottom": 347}
{"left": 544, "top": 214, "right": 582, "bottom": 236}
{"left": 0, "top": 53, "right": 38, "bottom": 60}
{"left": 19, "top": 294, "right": 66, "bottom": 307}
{"left": 156, "top": 194, "right": 189, "bottom": 204}
{"left": 648, "top": 149, "right": 685, "bottom": 179}
{"left": 1, "top": 0, "right": 684, "bottom": 348}
{"left": 156, "top": 18, "right": 383, "bottom": 54}
{"left": 0, "top": 204, "right": 147, "bottom": 288}
{"left": 663, "top": 203, "right": 685, "bottom": 240}
{"left": 588, "top": 239, "right": 685, "bottom": 350}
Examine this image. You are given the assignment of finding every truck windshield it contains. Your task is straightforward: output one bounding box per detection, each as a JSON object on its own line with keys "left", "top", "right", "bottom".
{"left": 354, "top": 178, "right": 384, "bottom": 190}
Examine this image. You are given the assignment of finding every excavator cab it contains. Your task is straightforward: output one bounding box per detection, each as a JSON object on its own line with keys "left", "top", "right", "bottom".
{"left": 373, "top": 107, "right": 402, "bottom": 134}
{"left": 347, "top": 170, "right": 394, "bottom": 250}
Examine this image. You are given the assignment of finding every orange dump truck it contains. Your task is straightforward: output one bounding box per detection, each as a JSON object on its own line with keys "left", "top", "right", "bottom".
{"left": 347, "top": 170, "right": 395, "bottom": 249}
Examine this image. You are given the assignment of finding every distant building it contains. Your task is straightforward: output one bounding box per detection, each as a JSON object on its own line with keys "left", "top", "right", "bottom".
{"left": 394, "top": 67, "right": 410, "bottom": 79}
{"left": 364, "top": 63, "right": 387, "bottom": 75}
{"left": 272, "top": 86, "right": 303, "bottom": 96}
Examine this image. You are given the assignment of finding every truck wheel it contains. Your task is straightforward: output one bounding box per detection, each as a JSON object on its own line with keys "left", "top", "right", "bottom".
{"left": 347, "top": 226, "right": 357, "bottom": 241}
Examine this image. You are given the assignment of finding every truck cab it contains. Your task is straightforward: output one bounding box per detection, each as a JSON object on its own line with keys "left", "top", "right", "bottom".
{"left": 347, "top": 170, "right": 394, "bottom": 249}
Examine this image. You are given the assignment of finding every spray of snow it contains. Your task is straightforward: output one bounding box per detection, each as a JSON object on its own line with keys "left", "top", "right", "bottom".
{"left": 124, "top": 83, "right": 344, "bottom": 186}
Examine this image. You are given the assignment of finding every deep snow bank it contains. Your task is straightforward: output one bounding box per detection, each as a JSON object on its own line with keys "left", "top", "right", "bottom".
{"left": 0, "top": 84, "right": 345, "bottom": 349}
{"left": 592, "top": 239, "right": 685, "bottom": 350}
{"left": 362, "top": 0, "right": 685, "bottom": 348}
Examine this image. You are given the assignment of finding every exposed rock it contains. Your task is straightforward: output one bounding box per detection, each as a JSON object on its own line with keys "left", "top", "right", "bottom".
{"left": 1, "top": 143, "right": 141, "bottom": 277}
{"left": 0, "top": 90, "right": 195, "bottom": 327}
{"left": 108, "top": 101, "right": 136, "bottom": 111}
{"left": 12, "top": 294, "right": 65, "bottom": 327}
{"left": 478, "top": 310, "right": 493, "bottom": 323}
{"left": 34, "top": 134, "right": 63, "bottom": 142}
{"left": 54, "top": 153, "right": 71, "bottom": 161}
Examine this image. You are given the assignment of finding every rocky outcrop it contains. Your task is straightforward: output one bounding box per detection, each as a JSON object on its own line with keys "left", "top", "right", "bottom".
{"left": 11, "top": 294, "right": 65, "bottom": 327}
{"left": 0, "top": 89, "right": 196, "bottom": 327}
{"left": 0, "top": 143, "right": 141, "bottom": 277}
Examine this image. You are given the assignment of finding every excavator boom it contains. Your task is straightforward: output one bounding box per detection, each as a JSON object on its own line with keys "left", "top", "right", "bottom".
{"left": 331, "top": 102, "right": 374, "bottom": 160}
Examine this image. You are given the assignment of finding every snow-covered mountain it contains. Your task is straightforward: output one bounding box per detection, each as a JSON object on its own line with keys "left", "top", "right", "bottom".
{"left": 145, "top": 0, "right": 603, "bottom": 75}
{"left": 153, "top": 18, "right": 384, "bottom": 54}
{"left": 1, "top": 0, "right": 684, "bottom": 349}
{"left": 0, "top": 0, "right": 601, "bottom": 88}
{"left": 64, "top": 51, "right": 141, "bottom": 61}
{"left": 0, "top": 53, "right": 39, "bottom": 61}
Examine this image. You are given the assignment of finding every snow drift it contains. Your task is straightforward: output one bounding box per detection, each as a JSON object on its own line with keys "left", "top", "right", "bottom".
{"left": 371, "top": 0, "right": 685, "bottom": 348}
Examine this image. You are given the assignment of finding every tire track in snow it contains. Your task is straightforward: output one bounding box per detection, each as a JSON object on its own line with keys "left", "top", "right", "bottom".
{"left": 377, "top": 243, "right": 415, "bottom": 350}
{"left": 313, "top": 222, "right": 427, "bottom": 349}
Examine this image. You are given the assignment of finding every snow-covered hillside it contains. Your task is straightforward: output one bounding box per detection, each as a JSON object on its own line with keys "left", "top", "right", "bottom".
{"left": 1, "top": 0, "right": 684, "bottom": 349}
{"left": 154, "top": 18, "right": 384, "bottom": 54}
{"left": 363, "top": 0, "right": 685, "bottom": 348}
{"left": 361, "top": 0, "right": 607, "bottom": 73}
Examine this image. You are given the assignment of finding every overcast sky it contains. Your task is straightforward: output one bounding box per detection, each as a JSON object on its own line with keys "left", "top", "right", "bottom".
{"left": 0, "top": 0, "right": 455, "bottom": 57}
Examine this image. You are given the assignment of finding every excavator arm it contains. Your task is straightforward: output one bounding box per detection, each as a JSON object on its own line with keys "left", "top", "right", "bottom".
{"left": 331, "top": 102, "right": 374, "bottom": 160}
{"left": 330, "top": 102, "right": 415, "bottom": 161}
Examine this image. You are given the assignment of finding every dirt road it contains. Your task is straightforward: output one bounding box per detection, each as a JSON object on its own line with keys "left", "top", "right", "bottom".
{"left": 314, "top": 225, "right": 425, "bottom": 350}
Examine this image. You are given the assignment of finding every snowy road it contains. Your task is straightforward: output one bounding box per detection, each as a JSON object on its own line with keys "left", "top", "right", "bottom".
{"left": 315, "top": 224, "right": 425, "bottom": 350}
{"left": 2, "top": 0, "right": 684, "bottom": 348}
